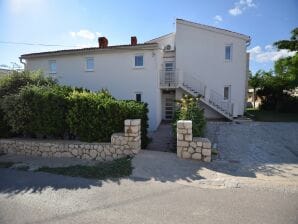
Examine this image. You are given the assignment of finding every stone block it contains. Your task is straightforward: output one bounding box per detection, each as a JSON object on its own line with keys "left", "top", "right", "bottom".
{"left": 177, "top": 133, "right": 184, "bottom": 141}
{"left": 202, "top": 148, "right": 211, "bottom": 156}
{"left": 124, "top": 120, "right": 131, "bottom": 126}
{"left": 177, "top": 141, "right": 189, "bottom": 147}
{"left": 184, "top": 134, "right": 192, "bottom": 141}
{"left": 183, "top": 121, "right": 192, "bottom": 129}
{"left": 195, "top": 147, "right": 202, "bottom": 153}
{"left": 130, "top": 119, "right": 141, "bottom": 126}
{"left": 203, "top": 156, "right": 211, "bottom": 162}
{"left": 192, "top": 153, "right": 202, "bottom": 160}
{"left": 182, "top": 151, "right": 191, "bottom": 159}
{"left": 190, "top": 142, "right": 196, "bottom": 148}
{"left": 188, "top": 147, "right": 195, "bottom": 154}
{"left": 90, "top": 149, "right": 98, "bottom": 159}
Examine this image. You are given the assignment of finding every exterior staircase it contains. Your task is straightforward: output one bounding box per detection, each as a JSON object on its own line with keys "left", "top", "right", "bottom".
{"left": 160, "top": 70, "right": 234, "bottom": 120}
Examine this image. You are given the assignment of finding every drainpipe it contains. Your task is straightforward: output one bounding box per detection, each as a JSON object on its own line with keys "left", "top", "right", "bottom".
{"left": 19, "top": 57, "right": 26, "bottom": 70}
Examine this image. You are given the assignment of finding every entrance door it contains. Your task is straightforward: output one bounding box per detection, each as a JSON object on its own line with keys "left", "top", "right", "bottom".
{"left": 163, "top": 92, "right": 175, "bottom": 120}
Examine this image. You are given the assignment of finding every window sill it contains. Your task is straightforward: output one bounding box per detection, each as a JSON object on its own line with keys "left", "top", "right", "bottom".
{"left": 85, "top": 70, "right": 94, "bottom": 72}
{"left": 133, "top": 66, "right": 144, "bottom": 69}
{"left": 49, "top": 72, "right": 57, "bottom": 74}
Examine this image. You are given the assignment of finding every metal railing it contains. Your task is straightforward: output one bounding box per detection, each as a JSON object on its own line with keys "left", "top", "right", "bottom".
{"left": 159, "top": 69, "right": 179, "bottom": 88}
{"left": 209, "top": 89, "right": 234, "bottom": 117}
{"left": 182, "top": 73, "right": 206, "bottom": 97}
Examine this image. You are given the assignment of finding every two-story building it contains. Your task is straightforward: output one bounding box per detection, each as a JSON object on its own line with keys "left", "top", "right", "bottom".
{"left": 20, "top": 19, "right": 251, "bottom": 131}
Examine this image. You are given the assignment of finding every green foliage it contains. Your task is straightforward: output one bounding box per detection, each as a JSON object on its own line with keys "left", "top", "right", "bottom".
{"left": 0, "top": 70, "right": 56, "bottom": 98}
{"left": 0, "top": 70, "right": 57, "bottom": 137}
{"left": 1, "top": 85, "right": 70, "bottom": 137}
{"left": 66, "top": 91, "right": 149, "bottom": 148}
{"left": 273, "top": 27, "right": 298, "bottom": 51}
{"left": 0, "top": 71, "right": 149, "bottom": 148}
{"left": 250, "top": 27, "right": 298, "bottom": 113}
{"left": 173, "top": 95, "right": 206, "bottom": 138}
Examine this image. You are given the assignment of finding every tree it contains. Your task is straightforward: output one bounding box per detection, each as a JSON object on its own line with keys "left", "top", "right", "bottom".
{"left": 248, "top": 70, "right": 262, "bottom": 108}
{"left": 274, "top": 27, "right": 298, "bottom": 51}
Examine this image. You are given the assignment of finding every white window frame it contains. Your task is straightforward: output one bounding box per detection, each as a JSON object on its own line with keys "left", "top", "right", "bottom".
{"left": 49, "top": 60, "right": 57, "bottom": 74}
{"left": 133, "top": 54, "right": 144, "bottom": 68}
{"left": 85, "top": 57, "right": 94, "bottom": 72}
{"left": 225, "top": 44, "right": 233, "bottom": 61}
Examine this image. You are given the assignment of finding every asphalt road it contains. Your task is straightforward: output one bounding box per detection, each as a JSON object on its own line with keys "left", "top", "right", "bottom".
{"left": 0, "top": 169, "right": 297, "bottom": 224}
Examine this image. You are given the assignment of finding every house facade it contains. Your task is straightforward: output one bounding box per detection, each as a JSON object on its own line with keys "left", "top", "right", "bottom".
{"left": 20, "top": 19, "right": 251, "bottom": 131}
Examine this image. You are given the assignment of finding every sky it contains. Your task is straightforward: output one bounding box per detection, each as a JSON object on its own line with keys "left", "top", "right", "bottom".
{"left": 0, "top": 0, "right": 297, "bottom": 73}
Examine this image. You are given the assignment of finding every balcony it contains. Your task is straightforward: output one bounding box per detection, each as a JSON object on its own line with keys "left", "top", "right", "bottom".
{"left": 159, "top": 69, "right": 180, "bottom": 89}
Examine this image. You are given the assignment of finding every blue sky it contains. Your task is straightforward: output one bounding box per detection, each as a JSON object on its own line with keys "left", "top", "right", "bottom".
{"left": 0, "top": 0, "right": 297, "bottom": 73}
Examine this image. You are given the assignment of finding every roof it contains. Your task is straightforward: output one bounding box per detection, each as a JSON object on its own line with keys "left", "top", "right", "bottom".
{"left": 145, "top": 32, "right": 175, "bottom": 43}
{"left": 176, "top": 19, "right": 251, "bottom": 42}
{"left": 20, "top": 43, "right": 159, "bottom": 59}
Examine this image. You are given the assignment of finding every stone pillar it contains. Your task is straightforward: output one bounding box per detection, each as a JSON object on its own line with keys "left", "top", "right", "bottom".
{"left": 124, "top": 119, "right": 141, "bottom": 153}
{"left": 176, "top": 120, "right": 212, "bottom": 162}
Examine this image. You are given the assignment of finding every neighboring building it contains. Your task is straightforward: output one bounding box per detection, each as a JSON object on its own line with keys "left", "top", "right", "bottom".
{"left": 20, "top": 19, "right": 251, "bottom": 131}
{"left": 0, "top": 68, "right": 12, "bottom": 76}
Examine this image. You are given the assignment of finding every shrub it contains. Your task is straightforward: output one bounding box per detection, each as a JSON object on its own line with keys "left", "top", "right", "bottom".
{"left": 0, "top": 70, "right": 57, "bottom": 137}
{"left": 0, "top": 70, "right": 56, "bottom": 98}
{"left": 66, "top": 91, "right": 149, "bottom": 148}
{"left": 173, "top": 95, "right": 206, "bottom": 137}
{"left": 1, "top": 85, "right": 70, "bottom": 137}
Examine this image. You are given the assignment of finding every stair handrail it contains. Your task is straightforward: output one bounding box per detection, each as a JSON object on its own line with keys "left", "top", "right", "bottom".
{"left": 209, "top": 89, "right": 234, "bottom": 117}
{"left": 181, "top": 72, "right": 206, "bottom": 97}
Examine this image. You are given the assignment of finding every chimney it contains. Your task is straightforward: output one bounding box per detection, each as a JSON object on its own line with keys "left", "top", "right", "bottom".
{"left": 131, "top": 36, "right": 137, "bottom": 46}
{"left": 98, "top": 37, "right": 108, "bottom": 48}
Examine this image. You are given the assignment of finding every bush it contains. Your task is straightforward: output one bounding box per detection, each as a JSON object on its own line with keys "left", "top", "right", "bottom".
{"left": 276, "top": 95, "right": 298, "bottom": 113}
{"left": 173, "top": 95, "right": 206, "bottom": 137}
{"left": 1, "top": 85, "right": 70, "bottom": 137}
{"left": 66, "top": 91, "right": 149, "bottom": 148}
{"left": 0, "top": 70, "right": 57, "bottom": 137}
{"left": 0, "top": 71, "right": 149, "bottom": 148}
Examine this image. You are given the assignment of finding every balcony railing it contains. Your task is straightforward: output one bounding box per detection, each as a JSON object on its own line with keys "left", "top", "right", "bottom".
{"left": 209, "top": 90, "right": 234, "bottom": 117}
{"left": 159, "top": 69, "right": 180, "bottom": 88}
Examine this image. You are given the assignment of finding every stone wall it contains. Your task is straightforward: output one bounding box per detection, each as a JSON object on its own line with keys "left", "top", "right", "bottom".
{"left": 177, "top": 120, "right": 212, "bottom": 162}
{"left": 0, "top": 119, "right": 141, "bottom": 161}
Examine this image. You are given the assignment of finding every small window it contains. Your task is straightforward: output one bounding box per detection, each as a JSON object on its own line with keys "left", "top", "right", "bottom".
{"left": 224, "top": 86, "right": 230, "bottom": 100}
{"left": 86, "top": 57, "right": 94, "bottom": 71}
{"left": 49, "top": 60, "right": 56, "bottom": 74}
{"left": 136, "top": 93, "right": 142, "bottom": 102}
{"left": 134, "top": 55, "right": 144, "bottom": 67}
{"left": 225, "top": 45, "right": 232, "bottom": 60}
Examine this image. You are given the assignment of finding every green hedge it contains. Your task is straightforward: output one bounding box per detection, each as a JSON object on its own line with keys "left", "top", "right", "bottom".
{"left": 0, "top": 71, "right": 57, "bottom": 137}
{"left": 0, "top": 72, "right": 149, "bottom": 148}
{"left": 1, "top": 85, "right": 70, "bottom": 137}
{"left": 67, "top": 91, "right": 149, "bottom": 148}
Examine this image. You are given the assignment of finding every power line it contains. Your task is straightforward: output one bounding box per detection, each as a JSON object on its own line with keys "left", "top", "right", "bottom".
{"left": 0, "top": 41, "right": 77, "bottom": 48}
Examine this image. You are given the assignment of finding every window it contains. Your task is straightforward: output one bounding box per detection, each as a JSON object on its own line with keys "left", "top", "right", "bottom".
{"left": 49, "top": 60, "right": 56, "bottom": 74}
{"left": 134, "top": 55, "right": 144, "bottom": 67}
{"left": 86, "top": 57, "right": 94, "bottom": 71}
{"left": 224, "top": 86, "right": 230, "bottom": 100}
{"left": 225, "top": 45, "right": 232, "bottom": 61}
{"left": 135, "top": 93, "right": 142, "bottom": 102}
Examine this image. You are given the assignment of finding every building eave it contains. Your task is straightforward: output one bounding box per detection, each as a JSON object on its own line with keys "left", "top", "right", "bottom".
{"left": 20, "top": 43, "right": 159, "bottom": 59}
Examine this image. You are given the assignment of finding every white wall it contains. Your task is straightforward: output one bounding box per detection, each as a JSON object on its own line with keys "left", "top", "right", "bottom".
{"left": 175, "top": 20, "right": 249, "bottom": 116}
{"left": 26, "top": 49, "right": 161, "bottom": 131}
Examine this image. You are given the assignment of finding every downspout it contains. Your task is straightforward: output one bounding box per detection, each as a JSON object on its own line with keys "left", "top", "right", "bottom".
{"left": 19, "top": 57, "right": 26, "bottom": 70}
{"left": 244, "top": 37, "right": 251, "bottom": 113}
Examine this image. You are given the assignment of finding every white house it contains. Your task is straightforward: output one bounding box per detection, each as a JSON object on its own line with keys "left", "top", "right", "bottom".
{"left": 20, "top": 19, "right": 251, "bottom": 131}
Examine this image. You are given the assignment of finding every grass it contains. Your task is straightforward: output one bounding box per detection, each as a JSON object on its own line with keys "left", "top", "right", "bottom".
{"left": 0, "top": 161, "right": 15, "bottom": 168}
{"left": 246, "top": 108, "right": 298, "bottom": 122}
{"left": 36, "top": 157, "right": 133, "bottom": 179}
